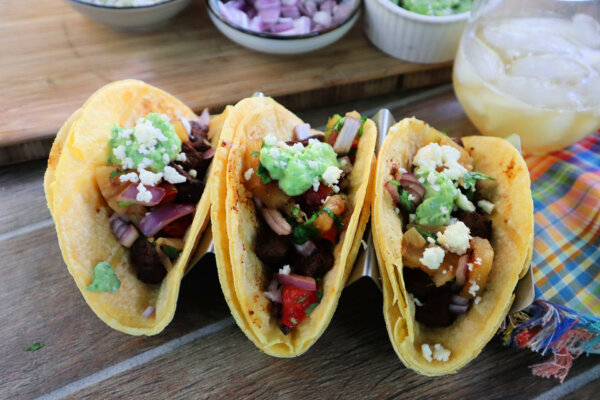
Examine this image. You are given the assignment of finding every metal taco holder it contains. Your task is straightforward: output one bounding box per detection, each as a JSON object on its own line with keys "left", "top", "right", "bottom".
{"left": 190, "top": 100, "right": 534, "bottom": 314}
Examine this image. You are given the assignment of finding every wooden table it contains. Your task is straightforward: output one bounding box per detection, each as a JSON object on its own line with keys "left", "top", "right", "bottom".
{"left": 1, "top": 86, "right": 598, "bottom": 399}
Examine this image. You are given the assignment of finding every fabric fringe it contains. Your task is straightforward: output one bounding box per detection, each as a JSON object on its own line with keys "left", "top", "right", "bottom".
{"left": 500, "top": 300, "right": 600, "bottom": 383}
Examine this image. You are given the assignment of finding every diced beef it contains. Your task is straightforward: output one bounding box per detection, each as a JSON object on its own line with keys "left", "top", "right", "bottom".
{"left": 180, "top": 141, "right": 211, "bottom": 174}
{"left": 452, "top": 137, "right": 464, "bottom": 148}
{"left": 457, "top": 211, "right": 492, "bottom": 240}
{"left": 280, "top": 324, "right": 291, "bottom": 335}
{"left": 255, "top": 222, "right": 292, "bottom": 270}
{"left": 292, "top": 240, "right": 334, "bottom": 278}
{"left": 285, "top": 134, "right": 325, "bottom": 147}
{"left": 130, "top": 237, "right": 166, "bottom": 284}
{"left": 270, "top": 302, "right": 282, "bottom": 320}
{"left": 296, "top": 184, "right": 332, "bottom": 215}
{"left": 403, "top": 268, "right": 455, "bottom": 327}
{"left": 170, "top": 163, "right": 205, "bottom": 204}
{"left": 189, "top": 121, "right": 212, "bottom": 152}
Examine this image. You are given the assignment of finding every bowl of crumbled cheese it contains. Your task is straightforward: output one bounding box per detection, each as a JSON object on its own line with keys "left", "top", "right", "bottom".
{"left": 67, "top": 0, "right": 193, "bottom": 31}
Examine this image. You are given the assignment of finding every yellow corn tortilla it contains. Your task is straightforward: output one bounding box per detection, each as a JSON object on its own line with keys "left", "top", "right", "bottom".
{"left": 372, "top": 118, "right": 533, "bottom": 375}
{"left": 211, "top": 99, "right": 376, "bottom": 357}
{"left": 45, "top": 79, "right": 230, "bottom": 335}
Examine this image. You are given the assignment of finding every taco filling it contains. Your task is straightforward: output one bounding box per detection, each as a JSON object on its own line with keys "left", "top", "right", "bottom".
{"left": 242, "top": 113, "right": 366, "bottom": 334}
{"left": 385, "top": 139, "right": 496, "bottom": 328}
{"left": 94, "top": 110, "right": 215, "bottom": 285}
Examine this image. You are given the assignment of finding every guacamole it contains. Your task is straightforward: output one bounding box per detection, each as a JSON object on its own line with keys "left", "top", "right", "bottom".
{"left": 414, "top": 167, "right": 459, "bottom": 226}
{"left": 108, "top": 113, "right": 181, "bottom": 173}
{"left": 259, "top": 138, "right": 340, "bottom": 196}
{"left": 397, "top": 0, "right": 472, "bottom": 16}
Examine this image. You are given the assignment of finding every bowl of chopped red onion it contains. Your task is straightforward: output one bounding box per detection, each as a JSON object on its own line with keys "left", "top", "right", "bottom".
{"left": 207, "top": 0, "right": 360, "bottom": 54}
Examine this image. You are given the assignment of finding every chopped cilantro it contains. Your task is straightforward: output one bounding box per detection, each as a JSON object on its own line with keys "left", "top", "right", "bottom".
{"left": 290, "top": 317, "right": 298, "bottom": 325}
{"left": 118, "top": 201, "right": 135, "bottom": 207}
{"left": 389, "top": 180, "right": 414, "bottom": 212}
{"left": 256, "top": 163, "right": 272, "bottom": 185}
{"left": 109, "top": 168, "right": 122, "bottom": 179}
{"left": 317, "top": 289, "right": 323, "bottom": 300}
{"left": 26, "top": 342, "right": 44, "bottom": 352}
{"left": 462, "top": 172, "right": 495, "bottom": 191}
{"left": 440, "top": 131, "right": 448, "bottom": 136}
{"left": 292, "top": 213, "right": 319, "bottom": 244}
{"left": 251, "top": 150, "right": 259, "bottom": 157}
{"left": 358, "top": 116, "right": 368, "bottom": 136}
{"left": 415, "top": 226, "right": 439, "bottom": 244}
{"left": 290, "top": 205, "right": 300, "bottom": 219}
{"left": 85, "top": 262, "right": 121, "bottom": 293}
{"left": 322, "top": 206, "right": 343, "bottom": 230}
{"left": 332, "top": 115, "right": 346, "bottom": 132}
{"left": 325, "top": 114, "right": 343, "bottom": 139}
{"left": 304, "top": 303, "right": 318, "bottom": 316}
{"left": 295, "top": 296, "right": 307, "bottom": 303}
{"left": 163, "top": 245, "right": 182, "bottom": 259}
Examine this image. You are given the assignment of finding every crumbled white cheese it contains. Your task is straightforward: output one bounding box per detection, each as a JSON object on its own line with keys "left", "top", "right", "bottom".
{"left": 419, "top": 246, "right": 445, "bottom": 270}
{"left": 478, "top": 199, "right": 495, "bottom": 214}
{"left": 176, "top": 152, "right": 187, "bottom": 162}
{"left": 418, "top": 177, "right": 425, "bottom": 184}
{"left": 269, "top": 147, "right": 281, "bottom": 159}
{"left": 112, "top": 145, "right": 127, "bottom": 163}
{"left": 264, "top": 134, "right": 277, "bottom": 146}
{"left": 162, "top": 154, "right": 170, "bottom": 164}
{"left": 307, "top": 160, "right": 319, "bottom": 170}
{"left": 408, "top": 193, "right": 415, "bottom": 201}
{"left": 134, "top": 118, "right": 166, "bottom": 148}
{"left": 457, "top": 193, "right": 476, "bottom": 212}
{"left": 468, "top": 263, "right": 474, "bottom": 271}
{"left": 433, "top": 344, "right": 451, "bottom": 362}
{"left": 138, "top": 158, "right": 153, "bottom": 169}
{"left": 189, "top": 169, "right": 197, "bottom": 178}
{"left": 413, "top": 296, "right": 423, "bottom": 307}
{"left": 264, "top": 279, "right": 282, "bottom": 303}
{"left": 427, "top": 237, "right": 436, "bottom": 244}
{"left": 163, "top": 166, "right": 186, "bottom": 184}
{"left": 440, "top": 206, "right": 449, "bottom": 215}
{"left": 279, "top": 265, "right": 291, "bottom": 275}
{"left": 468, "top": 280, "right": 480, "bottom": 297}
{"left": 138, "top": 168, "right": 163, "bottom": 187}
{"left": 160, "top": 114, "right": 169, "bottom": 122}
{"left": 474, "top": 296, "right": 482, "bottom": 305}
{"left": 361, "top": 240, "right": 368, "bottom": 250}
{"left": 290, "top": 142, "right": 304, "bottom": 153}
{"left": 409, "top": 213, "right": 416, "bottom": 223}
{"left": 136, "top": 183, "right": 152, "bottom": 203}
{"left": 322, "top": 165, "right": 343, "bottom": 186}
{"left": 475, "top": 257, "right": 482, "bottom": 265}
{"left": 244, "top": 168, "right": 254, "bottom": 181}
{"left": 119, "top": 172, "right": 139, "bottom": 183}
{"left": 413, "top": 143, "right": 468, "bottom": 181}
{"left": 308, "top": 138, "right": 320, "bottom": 146}
{"left": 312, "top": 177, "right": 320, "bottom": 192}
{"left": 332, "top": 185, "right": 340, "bottom": 193}
{"left": 117, "top": 128, "right": 133, "bottom": 140}
{"left": 442, "top": 270, "right": 447, "bottom": 274}
{"left": 395, "top": 208, "right": 400, "bottom": 214}
{"left": 422, "top": 344, "right": 433, "bottom": 363}
{"left": 437, "top": 221, "right": 471, "bottom": 255}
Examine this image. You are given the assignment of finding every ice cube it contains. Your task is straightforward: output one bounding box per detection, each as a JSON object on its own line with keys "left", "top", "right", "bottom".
{"left": 572, "top": 14, "right": 600, "bottom": 49}
{"left": 509, "top": 54, "right": 588, "bottom": 82}
{"left": 466, "top": 34, "right": 505, "bottom": 82}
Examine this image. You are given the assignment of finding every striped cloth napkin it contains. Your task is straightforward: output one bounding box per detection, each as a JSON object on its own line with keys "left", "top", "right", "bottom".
{"left": 500, "top": 132, "right": 600, "bottom": 382}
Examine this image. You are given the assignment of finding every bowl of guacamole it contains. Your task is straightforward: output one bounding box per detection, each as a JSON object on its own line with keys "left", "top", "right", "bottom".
{"left": 363, "top": 0, "right": 471, "bottom": 63}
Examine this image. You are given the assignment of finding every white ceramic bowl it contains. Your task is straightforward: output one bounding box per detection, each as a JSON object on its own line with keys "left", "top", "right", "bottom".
{"left": 67, "top": 0, "right": 193, "bottom": 31}
{"left": 207, "top": 0, "right": 361, "bottom": 55}
{"left": 363, "top": 0, "right": 469, "bottom": 63}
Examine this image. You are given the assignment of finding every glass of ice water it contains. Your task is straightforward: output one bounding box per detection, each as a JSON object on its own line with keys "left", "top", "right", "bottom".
{"left": 453, "top": 0, "right": 600, "bottom": 153}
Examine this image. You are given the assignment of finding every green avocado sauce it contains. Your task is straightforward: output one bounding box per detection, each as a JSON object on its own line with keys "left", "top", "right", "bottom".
{"left": 414, "top": 167, "right": 459, "bottom": 226}
{"left": 259, "top": 139, "right": 339, "bottom": 196}
{"left": 397, "top": 0, "right": 472, "bottom": 16}
{"left": 108, "top": 113, "right": 181, "bottom": 173}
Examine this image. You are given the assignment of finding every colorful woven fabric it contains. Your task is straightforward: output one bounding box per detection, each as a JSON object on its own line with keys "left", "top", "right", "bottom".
{"left": 501, "top": 132, "right": 600, "bottom": 382}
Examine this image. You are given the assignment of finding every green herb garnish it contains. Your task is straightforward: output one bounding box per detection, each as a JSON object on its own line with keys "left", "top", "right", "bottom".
{"left": 290, "top": 205, "right": 300, "bottom": 219}
{"left": 415, "top": 226, "right": 439, "bottom": 244}
{"left": 304, "top": 303, "right": 318, "bottom": 316}
{"left": 389, "top": 180, "right": 414, "bottom": 212}
{"left": 118, "top": 201, "right": 135, "bottom": 207}
{"left": 251, "top": 150, "right": 259, "bottom": 157}
{"left": 358, "top": 116, "right": 368, "bottom": 136}
{"left": 322, "top": 206, "right": 343, "bottom": 230}
{"left": 292, "top": 212, "right": 319, "bottom": 244}
{"left": 462, "top": 172, "right": 495, "bottom": 191}
{"left": 317, "top": 289, "right": 323, "bottom": 300}
{"left": 290, "top": 317, "right": 298, "bottom": 325}
{"left": 256, "top": 163, "right": 272, "bottom": 185}
{"left": 26, "top": 342, "right": 44, "bottom": 352}
{"left": 163, "top": 245, "right": 182, "bottom": 259}
{"left": 109, "top": 168, "right": 122, "bottom": 179}
{"left": 85, "top": 262, "right": 121, "bottom": 293}
{"left": 295, "top": 296, "right": 307, "bottom": 303}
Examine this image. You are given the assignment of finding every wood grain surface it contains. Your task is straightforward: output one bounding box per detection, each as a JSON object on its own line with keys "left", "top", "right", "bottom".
{"left": 0, "top": 0, "right": 451, "bottom": 153}
{"left": 1, "top": 88, "right": 597, "bottom": 400}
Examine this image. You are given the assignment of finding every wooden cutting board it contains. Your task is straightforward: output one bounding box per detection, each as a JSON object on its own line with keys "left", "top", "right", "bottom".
{"left": 0, "top": 0, "right": 452, "bottom": 164}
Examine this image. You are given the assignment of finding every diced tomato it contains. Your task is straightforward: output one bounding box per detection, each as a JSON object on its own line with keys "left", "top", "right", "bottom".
{"left": 321, "top": 224, "right": 338, "bottom": 243}
{"left": 162, "top": 214, "right": 193, "bottom": 238}
{"left": 281, "top": 285, "right": 319, "bottom": 328}
{"left": 159, "top": 183, "right": 178, "bottom": 205}
{"left": 301, "top": 184, "right": 332, "bottom": 209}
{"left": 327, "top": 130, "right": 339, "bottom": 146}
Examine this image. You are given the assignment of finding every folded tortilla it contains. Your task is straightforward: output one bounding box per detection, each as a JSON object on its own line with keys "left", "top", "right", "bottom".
{"left": 211, "top": 99, "right": 376, "bottom": 356}
{"left": 44, "top": 79, "right": 230, "bottom": 335}
{"left": 372, "top": 118, "right": 533, "bottom": 375}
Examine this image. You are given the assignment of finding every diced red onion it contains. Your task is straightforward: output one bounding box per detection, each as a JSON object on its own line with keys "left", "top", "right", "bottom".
{"left": 226, "top": 0, "right": 245, "bottom": 9}
{"left": 249, "top": 15, "right": 267, "bottom": 32}
{"left": 117, "top": 183, "right": 166, "bottom": 206}
{"left": 320, "top": 0, "right": 334, "bottom": 12}
{"left": 455, "top": 254, "right": 470, "bottom": 286}
{"left": 294, "top": 123, "right": 312, "bottom": 140}
{"left": 259, "top": 8, "right": 280, "bottom": 24}
{"left": 295, "top": 240, "right": 317, "bottom": 256}
{"left": 142, "top": 306, "right": 155, "bottom": 318}
{"left": 281, "top": 5, "right": 300, "bottom": 18}
{"left": 262, "top": 208, "right": 292, "bottom": 235}
{"left": 293, "top": 15, "right": 311, "bottom": 34}
{"left": 109, "top": 213, "right": 139, "bottom": 248}
{"left": 272, "top": 18, "right": 294, "bottom": 32}
{"left": 219, "top": 1, "right": 250, "bottom": 29}
{"left": 197, "top": 108, "right": 210, "bottom": 130}
{"left": 255, "top": 0, "right": 280, "bottom": 10}
{"left": 299, "top": 0, "right": 317, "bottom": 17}
{"left": 451, "top": 294, "right": 470, "bottom": 306}
{"left": 203, "top": 147, "right": 216, "bottom": 159}
{"left": 333, "top": 116, "right": 360, "bottom": 154}
{"left": 281, "top": 0, "right": 297, "bottom": 5}
{"left": 385, "top": 181, "right": 401, "bottom": 204}
{"left": 449, "top": 304, "right": 469, "bottom": 314}
{"left": 139, "top": 203, "right": 196, "bottom": 237}
{"left": 275, "top": 273, "right": 317, "bottom": 291}
{"left": 332, "top": 3, "right": 350, "bottom": 24}
{"left": 312, "top": 10, "right": 332, "bottom": 27}
{"left": 400, "top": 173, "right": 426, "bottom": 204}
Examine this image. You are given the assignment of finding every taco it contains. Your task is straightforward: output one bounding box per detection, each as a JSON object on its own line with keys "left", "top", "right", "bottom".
{"left": 44, "top": 79, "right": 231, "bottom": 335}
{"left": 372, "top": 118, "right": 533, "bottom": 375}
{"left": 211, "top": 99, "right": 376, "bottom": 356}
